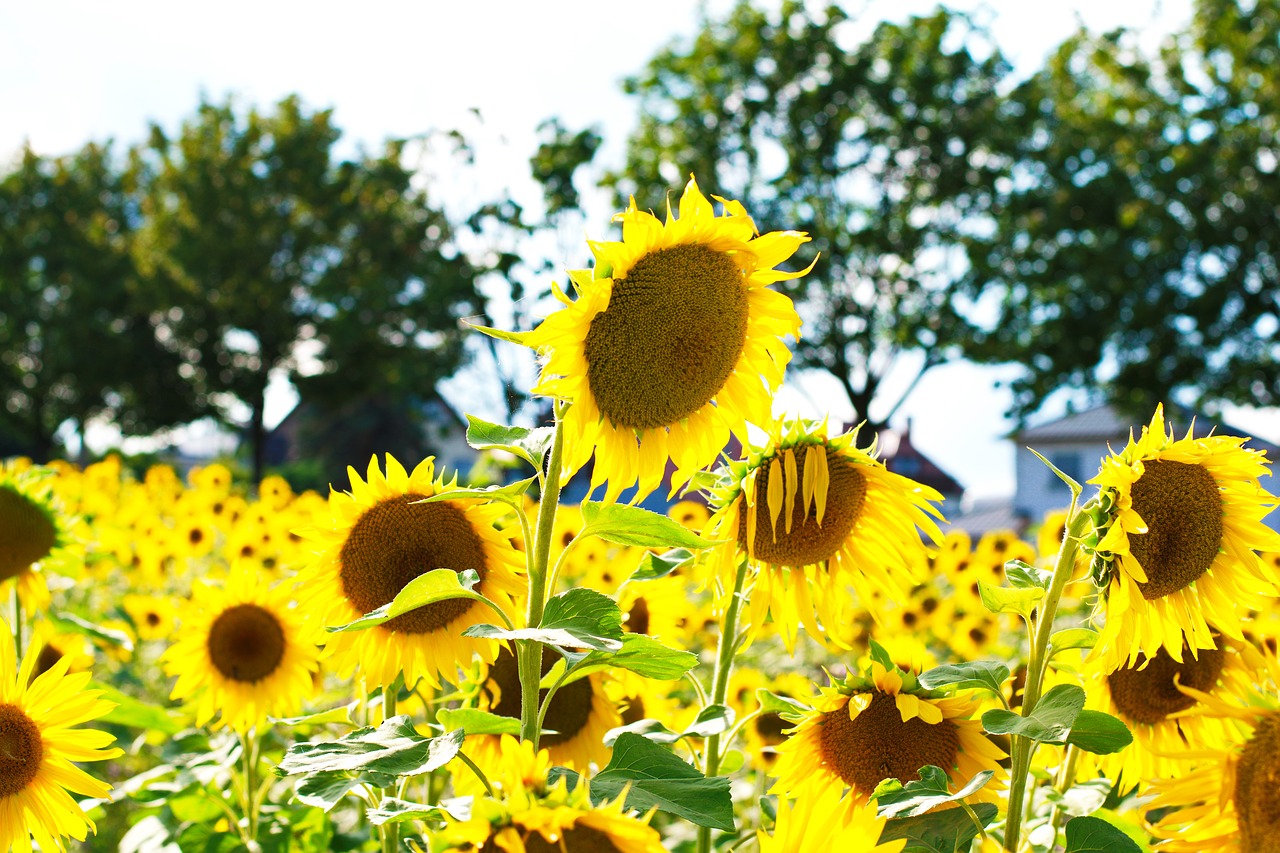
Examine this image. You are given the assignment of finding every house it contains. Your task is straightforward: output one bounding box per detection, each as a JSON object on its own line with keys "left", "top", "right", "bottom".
{"left": 875, "top": 420, "right": 965, "bottom": 507}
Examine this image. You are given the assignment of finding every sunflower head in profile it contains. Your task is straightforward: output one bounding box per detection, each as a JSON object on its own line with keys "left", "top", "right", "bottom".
{"left": 759, "top": 787, "right": 906, "bottom": 853}
{"left": 163, "top": 560, "right": 318, "bottom": 733}
{"left": 704, "top": 418, "right": 945, "bottom": 648}
{"left": 438, "top": 735, "right": 667, "bottom": 853}
{"left": 522, "top": 176, "right": 812, "bottom": 503}
{"left": 1084, "top": 404, "right": 1280, "bottom": 667}
{"left": 0, "top": 615, "right": 123, "bottom": 853}
{"left": 295, "top": 455, "right": 524, "bottom": 692}
{"left": 0, "top": 464, "right": 79, "bottom": 612}
{"left": 770, "top": 648, "right": 1004, "bottom": 816}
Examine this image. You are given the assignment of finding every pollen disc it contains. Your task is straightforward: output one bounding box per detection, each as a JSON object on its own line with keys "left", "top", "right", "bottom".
{"left": 1107, "top": 645, "right": 1225, "bottom": 725}
{"left": 0, "top": 703, "right": 44, "bottom": 797}
{"left": 485, "top": 648, "right": 594, "bottom": 747}
{"left": 818, "top": 692, "right": 959, "bottom": 795}
{"left": 1234, "top": 712, "right": 1280, "bottom": 853}
{"left": 339, "top": 494, "right": 489, "bottom": 634}
{"left": 207, "top": 604, "right": 286, "bottom": 683}
{"left": 483, "top": 824, "right": 625, "bottom": 853}
{"left": 739, "top": 450, "right": 867, "bottom": 566}
{"left": 1128, "top": 460, "right": 1222, "bottom": 600}
{"left": 584, "top": 243, "right": 748, "bottom": 430}
{"left": 0, "top": 487, "right": 56, "bottom": 582}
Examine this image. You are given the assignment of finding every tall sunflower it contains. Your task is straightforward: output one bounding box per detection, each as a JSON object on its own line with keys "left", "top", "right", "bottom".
{"left": 0, "top": 616, "right": 123, "bottom": 853}
{"left": 523, "top": 176, "right": 812, "bottom": 502}
{"left": 770, "top": 656, "right": 1004, "bottom": 817}
{"left": 704, "top": 418, "right": 945, "bottom": 648}
{"left": 0, "top": 464, "right": 78, "bottom": 612}
{"left": 163, "top": 561, "right": 318, "bottom": 732}
{"left": 759, "top": 788, "right": 906, "bottom": 853}
{"left": 295, "top": 455, "right": 524, "bottom": 692}
{"left": 1085, "top": 405, "right": 1280, "bottom": 666}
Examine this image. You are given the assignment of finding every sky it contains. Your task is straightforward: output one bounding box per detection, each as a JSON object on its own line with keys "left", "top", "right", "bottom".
{"left": 6, "top": 0, "right": 1274, "bottom": 500}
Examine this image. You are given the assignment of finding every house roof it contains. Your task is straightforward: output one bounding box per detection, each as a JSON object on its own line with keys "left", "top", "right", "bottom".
{"left": 849, "top": 420, "right": 965, "bottom": 497}
{"left": 946, "top": 496, "right": 1028, "bottom": 537}
{"left": 1014, "top": 403, "right": 1280, "bottom": 456}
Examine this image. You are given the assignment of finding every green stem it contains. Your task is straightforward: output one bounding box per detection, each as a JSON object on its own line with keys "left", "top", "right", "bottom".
{"left": 1003, "top": 507, "right": 1091, "bottom": 852}
{"left": 1047, "top": 744, "right": 1082, "bottom": 837}
{"left": 456, "top": 750, "right": 497, "bottom": 799}
{"left": 382, "top": 689, "right": 399, "bottom": 853}
{"left": 520, "top": 402, "right": 567, "bottom": 747}
{"left": 10, "top": 585, "right": 22, "bottom": 662}
{"left": 696, "top": 557, "right": 751, "bottom": 853}
{"left": 239, "top": 729, "right": 260, "bottom": 845}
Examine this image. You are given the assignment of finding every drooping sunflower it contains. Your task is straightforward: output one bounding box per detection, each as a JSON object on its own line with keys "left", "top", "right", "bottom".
{"left": 705, "top": 418, "right": 945, "bottom": 648}
{"left": 1085, "top": 404, "right": 1280, "bottom": 666}
{"left": 521, "top": 176, "right": 812, "bottom": 503}
{"left": 770, "top": 654, "right": 1005, "bottom": 816}
{"left": 440, "top": 736, "right": 667, "bottom": 853}
{"left": 163, "top": 561, "right": 318, "bottom": 732}
{"left": 759, "top": 788, "right": 906, "bottom": 853}
{"left": 295, "top": 455, "right": 524, "bottom": 692}
{"left": 0, "top": 464, "right": 78, "bottom": 612}
{"left": 0, "top": 615, "right": 123, "bottom": 853}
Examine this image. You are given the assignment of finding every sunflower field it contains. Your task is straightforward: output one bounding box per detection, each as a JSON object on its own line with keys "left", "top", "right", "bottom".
{"left": 5, "top": 177, "right": 1280, "bottom": 853}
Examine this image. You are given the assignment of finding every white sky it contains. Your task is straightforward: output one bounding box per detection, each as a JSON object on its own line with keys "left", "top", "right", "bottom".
{"left": 6, "top": 0, "right": 1275, "bottom": 499}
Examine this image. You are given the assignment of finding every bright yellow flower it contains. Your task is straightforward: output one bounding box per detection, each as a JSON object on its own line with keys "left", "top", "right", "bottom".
{"left": 759, "top": 788, "right": 906, "bottom": 853}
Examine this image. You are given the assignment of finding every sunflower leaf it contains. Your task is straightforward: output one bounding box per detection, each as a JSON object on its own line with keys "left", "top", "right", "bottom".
{"left": 549, "top": 732, "right": 735, "bottom": 830}
{"left": 464, "top": 589, "right": 624, "bottom": 651}
{"left": 51, "top": 611, "right": 135, "bottom": 652}
{"left": 464, "top": 323, "right": 534, "bottom": 348}
{"left": 1029, "top": 447, "right": 1084, "bottom": 499}
{"left": 415, "top": 477, "right": 536, "bottom": 506}
{"left": 1065, "top": 710, "right": 1133, "bottom": 755}
{"left": 436, "top": 708, "right": 522, "bottom": 737}
{"left": 684, "top": 704, "right": 735, "bottom": 738}
{"left": 367, "top": 797, "right": 472, "bottom": 826}
{"left": 462, "top": 624, "right": 624, "bottom": 651}
{"left": 878, "top": 802, "right": 999, "bottom": 853}
{"left": 755, "top": 688, "right": 811, "bottom": 720}
{"left": 917, "top": 661, "right": 1010, "bottom": 698}
{"left": 563, "top": 634, "right": 699, "bottom": 682}
{"left": 630, "top": 548, "right": 696, "bottom": 581}
{"left": 329, "top": 569, "right": 483, "bottom": 633}
{"left": 464, "top": 415, "right": 553, "bottom": 470}
{"left": 978, "top": 580, "right": 1043, "bottom": 619}
{"left": 603, "top": 718, "right": 683, "bottom": 746}
{"left": 270, "top": 701, "right": 358, "bottom": 728}
{"left": 1063, "top": 815, "right": 1143, "bottom": 853}
{"left": 1004, "top": 560, "right": 1050, "bottom": 590}
{"left": 874, "top": 766, "right": 995, "bottom": 819}
{"left": 580, "top": 500, "right": 725, "bottom": 549}
{"left": 1049, "top": 628, "right": 1099, "bottom": 655}
{"left": 91, "top": 683, "right": 181, "bottom": 734}
{"left": 277, "top": 716, "right": 464, "bottom": 778}
{"left": 294, "top": 771, "right": 370, "bottom": 811}
{"left": 981, "top": 684, "right": 1086, "bottom": 743}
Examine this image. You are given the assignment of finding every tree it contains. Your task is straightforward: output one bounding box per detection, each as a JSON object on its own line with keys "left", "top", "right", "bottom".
{"left": 133, "top": 96, "right": 481, "bottom": 481}
{"left": 612, "top": 1, "right": 1015, "bottom": 434}
{"left": 0, "top": 144, "right": 195, "bottom": 461}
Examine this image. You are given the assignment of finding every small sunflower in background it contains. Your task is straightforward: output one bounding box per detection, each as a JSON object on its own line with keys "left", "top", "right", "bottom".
{"left": 0, "top": 464, "right": 79, "bottom": 612}
{"left": 295, "top": 455, "right": 524, "bottom": 693}
{"left": 123, "top": 594, "right": 179, "bottom": 641}
{"left": 1036, "top": 508, "right": 1071, "bottom": 561}
{"left": 705, "top": 418, "right": 945, "bottom": 648}
{"left": 0, "top": 615, "right": 123, "bottom": 853}
{"left": 770, "top": 649, "right": 1004, "bottom": 816}
{"left": 164, "top": 561, "right": 317, "bottom": 732}
{"left": 26, "top": 621, "right": 96, "bottom": 683}
{"left": 759, "top": 789, "right": 905, "bottom": 853}
{"left": 522, "top": 175, "right": 811, "bottom": 503}
{"left": 1085, "top": 404, "right": 1280, "bottom": 666}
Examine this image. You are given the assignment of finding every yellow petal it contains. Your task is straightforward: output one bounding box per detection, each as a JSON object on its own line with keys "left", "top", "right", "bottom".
{"left": 767, "top": 457, "right": 784, "bottom": 543}
{"left": 783, "top": 449, "right": 798, "bottom": 534}
{"left": 814, "top": 445, "right": 830, "bottom": 526}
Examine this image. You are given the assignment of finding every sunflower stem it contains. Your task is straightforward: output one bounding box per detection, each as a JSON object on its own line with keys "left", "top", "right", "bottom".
{"left": 239, "top": 728, "right": 261, "bottom": 845}
{"left": 520, "top": 400, "right": 568, "bottom": 747}
{"left": 1047, "top": 743, "right": 1081, "bottom": 837}
{"left": 1003, "top": 505, "right": 1092, "bottom": 852}
{"left": 382, "top": 688, "right": 399, "bottom": 853}
{"left": 10, "top": 585, "right": 22, "bottom": 662}
{"left": 697, "top": 555, "right": 751, "bottom": 853}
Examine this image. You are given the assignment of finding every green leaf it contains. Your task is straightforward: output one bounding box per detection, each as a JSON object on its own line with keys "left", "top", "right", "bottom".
{"left": 1050, "top": 628, "right": 1099, "bottom": 655}
{"left": 630, "top": 548, "right": 695, "bottom": 581}
{"left": 271, "top": 702, "right": 357, "bottom": 727}
{"left": 417, "top": 477, "right": 536, "bottom": 506}
{"left": 329, "top": 569, "right": 483, "bottom": 633}
{"left": 684, "top": 704, "right": 735, "bottom": 738}
{"left": 1004, "top": 560, "right": 1050, "bottom": 590}
{"left": 1030, "top": 448, "right": 1084, "bottom": 499}
{"left": 878, "top": 802, "right": 998, "bottom": 853}
{"left": 277, "top": 716, "right": 464, "bottom": 779}
{"left": 917, "top": 661, "right": 1010, "bottom": 697}
{"left": 982, "top": 684, "right": 1086, "bottom": 743}
{"left": 295, "top": 771, "right": 367, "bottom": 812}
{"left": 367, "top": 797, "right": 472, "bottom": 826}
{"left": 1063, "top": 815, "right": 1142, "bottom": 853}
{"left": 1043, "top": 777, "right": 1113, "bottom": 817}
{"left": 549, "top": 733, "right": 735, "bottom": 830}
{"left": 567, "top": 634, "right": 699, "bottom": 681}
{"left": 873, "top": 765, "right": 995, "bottom": 818}
{"left": 436, "top": 708, "right": 522, "bottom": 737}
{"left": 1066, "top": 710, "right": 1134, "bottom": 755}
{"left": 51, "top": 611, "right": 134, "bottom": 652}
{"left": 464, "top": 588, "right": 625, "bottom": 651}
{"left": 91, "top": 683, "right": 180, "bottom": 734}
{"left": 755, "top": 688, "right": 811, "bottom": 720}
{"left": 978, "top": 580, "right": 1044, "bottom": 618}
{"left": 465, "top": 415, "right": 553, "bottom": 469}
{"left": 580, "top": 500, "right": 723, "bottom": 549}
{"left": 466, "top": 323, "right": 534, "bottom": 348}
{"left": 604, "top": 718, "right": 682, "bottom": 747}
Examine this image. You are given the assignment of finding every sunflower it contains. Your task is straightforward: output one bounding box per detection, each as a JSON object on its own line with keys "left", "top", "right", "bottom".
{"left": 521, "top": 176, "right": 811, "bottom": 503}
{"left": 704, "top": 418, "right": 945, "bottom": 648}
{"left": 440, "top": 736, "right": 666, "bottom": 853}
{"left": 1085, "top": 404, "right": 1280, "bottom": 666}
{"left": 0, "top": 464, "right": 78, "bottom": 612}
{"left": 163, "top": 561, "right": 318, "bottom": 732}
{"left": 0, "top": 615, "right": 123, "bottom": 853}
{"left": 759, "top": 788, "right": 906, "bottom": 853}
{"left": 123, "top": 593, "right": 178, "bottom": 641}
{"left": 770, "top": 656, "right": 1004, "bottom": 816}
{"left": 470, "top": 646, "right": 620, "bottom": 771}
{"left": 295, "top": 455, "right": 524, "bottom": 692}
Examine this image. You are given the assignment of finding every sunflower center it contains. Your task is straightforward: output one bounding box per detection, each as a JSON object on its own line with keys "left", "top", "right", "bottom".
{"left": 339, "top": 494, "right": 489, "bottom": 634}
{"left": 0, "top": 703, "right": 43, "bottom": 799}
{"left": 207, "top": 604, "right": 286, "bottom": 683}
{"left": 481, "top": 824, "right": 626, "bottom": 853}
{"left": 625, "top": 597, "right": 650, "bottom": 635}
{"left": 1107, "top": 644, "right": 1225, "bottom": 725}
{"left": 738, "top": 450, "right": 867, "bottom": 566}
{"left": 584, "top": 243, "right": 748, "bottom": 430}
{"left": 1234, "top": 712, "right": 1280, "bottom": 853}
{"left": 33, "top": 645, "right": 62, "bottom": 682}
{"left": 485, "top": 648, "right": 594, "bottom": 746}
{"left": 0, "top": 486, "right": 57, "bottom": 583}
{"left": 755, "top": 712, "right": 789, "bottom": 746}
{"left": 817, "top": 692, "right": 960, "bottom": 795}
{"left": 1128, "top": 460, "right": 1222, "bottom": 600}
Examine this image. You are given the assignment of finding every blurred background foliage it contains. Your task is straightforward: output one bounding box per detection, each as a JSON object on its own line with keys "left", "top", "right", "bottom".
{"left": 2, "top": 0, "right": 1277, "bottom": 480}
